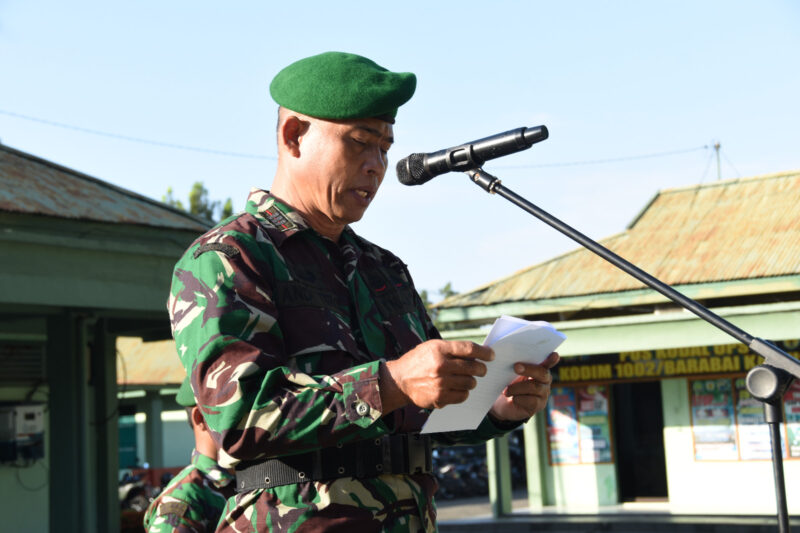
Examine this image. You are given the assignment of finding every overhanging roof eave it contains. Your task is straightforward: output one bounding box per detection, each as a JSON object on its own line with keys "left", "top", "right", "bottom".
{"left": 436, "top": 275, "right": 800, "bottom": 324}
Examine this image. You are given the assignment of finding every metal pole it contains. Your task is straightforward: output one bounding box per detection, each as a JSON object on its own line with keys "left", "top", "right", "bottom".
{"left": 765, "top": 402, "right": 790, "bottom": 533}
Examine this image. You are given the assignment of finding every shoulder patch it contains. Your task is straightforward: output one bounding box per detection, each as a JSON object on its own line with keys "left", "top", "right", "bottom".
{"left": 263, "top": 207, "right": 297, "bottom": 232}
{"left": 158, "top": 501, "right": 189, "bottom": 517}
{"left": 193, "top": 243, "right": 240, "bottom": 259}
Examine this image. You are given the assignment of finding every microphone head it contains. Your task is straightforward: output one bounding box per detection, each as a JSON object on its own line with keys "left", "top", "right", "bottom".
{"left": 523, "top": 125, "right": 549, "bottom": 145}
{"left": 396, "top": 153, "right": 431, "bottom": 186}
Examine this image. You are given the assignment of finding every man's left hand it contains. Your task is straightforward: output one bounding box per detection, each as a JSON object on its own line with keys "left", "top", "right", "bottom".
{"left": 489, "top": 352, "right": 560, "bottom": 423}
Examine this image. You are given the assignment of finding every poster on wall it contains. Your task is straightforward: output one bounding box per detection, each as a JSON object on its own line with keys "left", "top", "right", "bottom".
{"left": 576, "top": 385, "right": 612, "bottom": 463}
{"left": 691, "top": 378, "right": 738, "bottom": 460}
{"left": 735, "top": 378, "right": 786, "bottom": 460}
{"left": 546, "top": 386, "right": 580, "bottom": 464}
{"left": 784, "top": 381, "right": 800, "bottom": 458}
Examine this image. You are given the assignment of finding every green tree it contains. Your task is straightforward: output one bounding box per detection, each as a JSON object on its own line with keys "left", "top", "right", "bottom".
{"left": 418, "top": 282, "right": 458, "bottom": 330}
{"left": 162, "top": 187, "right": 185, "bottom": 211}
{"left": 163, "top": 181, "right": 233, "bottom": 223}
{"left": 439, "top": 282, "right": 457, "bottom": 300}
{"left": 221, "top": 198, "right": 234, "bottom": 219}
{"left": 419, "top": 289, "right": 432, "bottom": 309}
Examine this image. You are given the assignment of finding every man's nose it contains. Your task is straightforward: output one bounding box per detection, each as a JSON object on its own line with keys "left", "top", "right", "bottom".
{"left": 364, "top": 147, "right": 387, "bottom": 175}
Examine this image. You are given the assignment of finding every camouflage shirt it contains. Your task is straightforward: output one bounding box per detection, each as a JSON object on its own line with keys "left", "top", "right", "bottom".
{"left": 143, "top": 451, "right": 235, "bottom": 533}
{"left": 168, "top": 190, "right": 518, "bottom": 532}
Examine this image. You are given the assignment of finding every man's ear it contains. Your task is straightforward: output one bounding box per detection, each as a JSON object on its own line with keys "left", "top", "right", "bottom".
{"left": 279, "top": 114, "right": 308, "bottom": 158}
{"left": 191, "top": 406, "right": 207, "bottom": 431}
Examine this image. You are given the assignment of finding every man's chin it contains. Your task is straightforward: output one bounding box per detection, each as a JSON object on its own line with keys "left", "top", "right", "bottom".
{"left": 337, "top": 209, "right": 368, "bottom": 225}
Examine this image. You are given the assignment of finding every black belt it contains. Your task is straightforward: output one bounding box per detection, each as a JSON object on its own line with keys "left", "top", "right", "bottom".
{"left": 234, "top": 433, "right": 432, "bottom": 492}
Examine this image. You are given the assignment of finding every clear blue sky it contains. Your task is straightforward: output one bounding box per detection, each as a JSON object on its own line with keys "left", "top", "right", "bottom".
{"left": 2, "top": 1, "right": 798, "bottom": 299}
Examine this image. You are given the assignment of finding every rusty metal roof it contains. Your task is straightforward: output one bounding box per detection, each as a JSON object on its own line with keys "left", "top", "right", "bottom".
{"left": 0, "top": 143, "right": 210, "bottom": 231}
{"left": 438, "top": 170, "right": 800, "bottom": 309}
{"left": 117, "top": 337, "right": 185, "bottom": 386}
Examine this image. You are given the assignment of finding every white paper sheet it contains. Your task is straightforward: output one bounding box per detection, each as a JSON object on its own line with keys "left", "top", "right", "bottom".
{"left": 421, "top": 315, "right": 565, "bottom": 434}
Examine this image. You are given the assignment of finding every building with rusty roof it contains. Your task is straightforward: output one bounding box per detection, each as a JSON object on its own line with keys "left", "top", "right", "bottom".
{"left": 434, "top": 169, "right": 800, "bottom": 518}
{"left": 436, "top": 169, "right": 800, "bottom": 327}
{"left": 0, "top": 143, "right": 210, "bottom": 533}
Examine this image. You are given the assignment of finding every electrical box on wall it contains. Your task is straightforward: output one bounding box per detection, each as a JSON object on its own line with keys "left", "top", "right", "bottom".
{"left": 0, "top": 403, "right": 45, "bottom": 463}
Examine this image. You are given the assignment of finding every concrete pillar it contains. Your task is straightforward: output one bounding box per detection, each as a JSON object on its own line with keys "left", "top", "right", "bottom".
{"left": 47, "top": 312, "right": 88, "bottom": 533}
{"left": 90, "top": 319, "right": 119, "bottom": 533}
{"left": 487, "top": 435, "right": 513, "bottom": 517}
{"left": 144, "top": 390, "right": 164, "bottom": 468}
{"left": 524, "top": 414, "right": 550, "bottom": 509}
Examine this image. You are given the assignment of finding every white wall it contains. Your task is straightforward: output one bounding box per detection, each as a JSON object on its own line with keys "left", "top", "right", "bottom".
{"left": 662, "top": 378, "right": 800, "bottom": 514}
{"left": 549, "top": 463, "right": 618, "bottom": 508}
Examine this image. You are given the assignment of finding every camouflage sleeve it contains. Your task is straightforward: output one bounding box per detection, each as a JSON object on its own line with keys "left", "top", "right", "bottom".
{"left": 143, "top": 474, "right": 212, "bottom": 533}
{"left": 168, "top": 236, "right": 392, "bottom": 463}
{"left": 144, "top": 496, "right": 207, "bottom": 533}
{"left": 396, "top": 258, "right": 524, "bottom": 447}
{"left": 399, "top": 261, "right": 524, "bottom": 447}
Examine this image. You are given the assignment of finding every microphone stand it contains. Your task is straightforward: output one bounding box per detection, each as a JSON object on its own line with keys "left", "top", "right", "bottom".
{"left": 466, "top": 167, "right": 798, "bottom": 532}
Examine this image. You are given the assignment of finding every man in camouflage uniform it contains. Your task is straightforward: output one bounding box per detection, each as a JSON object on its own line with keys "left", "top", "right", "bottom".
{"left": 143, "top": 379, "right": 236, "bottom": 532}
{"left": 168, "top": 51, "right": 558, "bottom": 532}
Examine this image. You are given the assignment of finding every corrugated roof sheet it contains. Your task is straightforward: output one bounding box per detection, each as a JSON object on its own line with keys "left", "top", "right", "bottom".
{"left": 117, "top": 337, "right": 185, "bottom": 386}
{"left": 0, "top": 143, "right": 210, "bottom": 231}
{"left": 438, "top": 170, "right": 800, "bottom": 308}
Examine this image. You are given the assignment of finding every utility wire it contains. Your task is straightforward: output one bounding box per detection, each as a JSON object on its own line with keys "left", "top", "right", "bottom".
{"left": 721, "top": 150, "right": 741, "bottom": 178}
{"left": 701, "top": 147, "right": 716, "bottom": 182}
{"left": 0, "top": 108, "right": 276, "bottom": 160}
{"left": 495, "top": 145, "right": 710, "bottom": 169}
{"left": 2, "top": 108, "right": 712, "bottom": 168}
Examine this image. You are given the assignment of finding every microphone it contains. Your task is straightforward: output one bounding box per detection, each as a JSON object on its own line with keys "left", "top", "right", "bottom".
{"left": 396, "top": 125, "right": 548, "bottom": 186}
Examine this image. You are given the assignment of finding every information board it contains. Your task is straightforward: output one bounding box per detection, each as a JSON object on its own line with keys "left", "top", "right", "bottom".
{"left": 784, "top": 381, "right": 800, "bottom": 458}
{"left": 547, "top": 385, "right": 612, "bottom": 465}
{"left": 690, "top": 378, "right": 738, "bottom": 460}
{"left": 576, "top": 385, "right": 612, "bottom": 463}
{"left": 547, "top": 386, "right": 580, "bottom": 464}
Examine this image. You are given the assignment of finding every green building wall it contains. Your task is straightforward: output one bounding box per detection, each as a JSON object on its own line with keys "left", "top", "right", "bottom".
{"left": 0, "top": 386, "right": 50, "bottom": 533}
{"left": 523, "top": 412, "right": 618, "bottom": 510}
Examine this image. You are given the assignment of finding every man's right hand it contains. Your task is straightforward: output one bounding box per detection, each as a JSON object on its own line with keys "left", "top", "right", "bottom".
{"left": 379, "top": 340, "right": 494, "bottom": 413}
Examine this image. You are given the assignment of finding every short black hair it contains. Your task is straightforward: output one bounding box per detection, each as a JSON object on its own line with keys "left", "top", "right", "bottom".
{"left": 185, "top": 406, "right": 194, "bottom": 429}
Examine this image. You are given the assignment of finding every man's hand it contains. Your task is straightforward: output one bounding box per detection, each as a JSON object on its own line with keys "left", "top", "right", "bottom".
{"left": 488, "top": 352, "right": 560, "bottom": 423}
{"left": 380, "top": 340, "right": 494, "bottom": 412}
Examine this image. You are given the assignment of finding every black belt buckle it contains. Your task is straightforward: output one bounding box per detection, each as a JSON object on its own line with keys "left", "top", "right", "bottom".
{"left": 406, "top": 433, "right": 431, "bottom": 474}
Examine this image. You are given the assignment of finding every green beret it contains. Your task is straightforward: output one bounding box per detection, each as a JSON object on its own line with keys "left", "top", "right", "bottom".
{"left": 269, "top": 51, "right": 416, "bottom": 123}
{"left": 176, "top": 377, "right": 195, "bottom": 407}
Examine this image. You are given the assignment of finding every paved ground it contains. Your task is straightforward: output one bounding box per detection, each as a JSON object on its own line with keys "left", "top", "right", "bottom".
{"left": 436, "top": 491, "right": 529, "bottom": 521}
{"left": 435, "top": 492, "right": 797, "bottom": 532}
